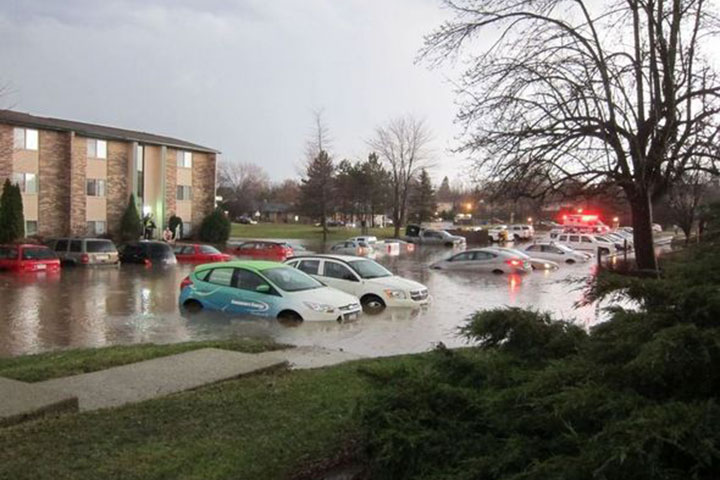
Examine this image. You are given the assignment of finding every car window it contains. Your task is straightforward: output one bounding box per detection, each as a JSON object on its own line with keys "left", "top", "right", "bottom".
{"left": 348, "top": 259, "right": 392, "bottom": 279}
{"left": 0, "top": 246, "right": 18, "bottom": 259}
{"left": 526, "top": 245, "right": 538, "bottom": 252}
{"left": 22, "top": 247, "right": 56, "bottom": 260}
{"left": 569, "top": 235, "right": 580, "bottom": 242}
{"left": 451, "top": 252, "right": 474, "bottom": 261}
{"left": 285, "top": 260, "right": 298, "bottom": 268}
{"left": 54, "top": 239, "right": 69, "bottom": 252}
{"left": 199, "top": 245, "right": 221, "bottom": 254}
{"left": 69, "top": 240, "right": 82, "bottom": 252}
{"left": 86, "top": 240, "right": 116, "bottom": 253}
{"left": 235, "top": 268, "right": 271, "bottom": 292}
{"left": 581, "top": 236, "right": 593, "bottom": 243}
{"left": 205, "top": 268, "right": 234, "bottom": 287}
{"left": 298, "top": 260, "right": 320, "bottom": 275}
{"left": 595, "top": 236, "right": 608, "bottom": 242}
{"left": 323, "top": 261, "right": 357, "bottom": 281}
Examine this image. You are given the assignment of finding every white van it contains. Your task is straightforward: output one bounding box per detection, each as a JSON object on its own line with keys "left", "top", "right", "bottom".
{"left": 556, "top": 233, "right": 616, "bottom": 254}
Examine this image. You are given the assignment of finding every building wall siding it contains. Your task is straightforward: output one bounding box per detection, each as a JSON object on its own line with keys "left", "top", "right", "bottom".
{"left": 0, "top": 124, "right": 12, "bottom": 182}
{"left": 107, "top": 141, "right": 130, "bottom": 237}
{"left": 37, "top": 130, "right": 71, "bottom": 237}
{"left": 191, "top": 152, "right": 216, "bottom": 226}
{"left": 69, "top": 134, "right": 87, "bottom": 236}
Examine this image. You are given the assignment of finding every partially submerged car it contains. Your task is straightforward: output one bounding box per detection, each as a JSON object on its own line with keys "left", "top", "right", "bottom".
{"left": 173, "top": 244, "right": 231, "bottom": 263}
{"left": 119, "top": 241, "right": 177, "bottom": 265}
{"left": 523, "top": 242, "right": 591, "bottom": 264}
{"left": 329, "top": 239, "right": 372, "bottom": 256}
{"left": 179, "top": 260, "right": 362, "bottom": 322}
{"left": 430, "top": 248, "right": 532, "bottom": 274}
{"left": 284, "top": 255, "right": 429, "bottom": 313}
{"left": 0, "top": 244, "right": 61, "bottom": 273}
{"left": 48, "top": 238, "right": 119, "bottom": 265}
{"left": 227, "top": 241, "right": 294, "bottom": 261}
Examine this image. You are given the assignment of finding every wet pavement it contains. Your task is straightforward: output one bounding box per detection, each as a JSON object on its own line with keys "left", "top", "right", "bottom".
{"left": 0, "top": 241, "right": 603, "bottom": 357}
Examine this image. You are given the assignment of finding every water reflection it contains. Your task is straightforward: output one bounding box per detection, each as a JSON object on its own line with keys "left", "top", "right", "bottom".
{"left": 1, "top": 241, "right": 606, "bottom": 357}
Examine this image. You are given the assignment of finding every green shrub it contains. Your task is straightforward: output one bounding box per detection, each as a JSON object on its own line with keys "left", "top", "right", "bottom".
{"left": 0, "top": 179, "right": 25, "bottom": 243}
{"left": 359, "top": 239, "right": 720, "bottom": 479}
{"left": 198, "top": 207, "right": 231, "bottom": 243}
{"left": 119, "top": 194, "right": 143, "bottom": 242}
{"left": 168, "top": 214, "right": 183, "bottom": 239}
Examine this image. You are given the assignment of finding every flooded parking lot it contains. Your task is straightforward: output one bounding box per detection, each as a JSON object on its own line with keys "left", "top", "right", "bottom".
{"left": 0, "top": 242, "right": 602, "bottom": 357}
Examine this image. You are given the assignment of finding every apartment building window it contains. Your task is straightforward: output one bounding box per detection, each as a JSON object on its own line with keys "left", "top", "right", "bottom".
{"left": 86, "top": 179, "right": 106, "bottom": 197}
{"left": 13, "top": 128, "right": 39, "bottom": 151}
{"left": 12, "top": 173, "right": 38, "bottom": 194}
{"left": 177, "top": 151, "right": 192, "bottom": 168}
{"left": 87, "top": 221, "right": 107, "bottom": 235}
{"left": 136, "top": 145, "right": 144, "bottom": 201}
{"left": 87, "top": 139, "right": 107, "bottom": 159}
{"left": 177, "top": 185, "right": 192, "bottom": 201}
{"left": 25, "top": 221, "right": 38, "bottom": 236}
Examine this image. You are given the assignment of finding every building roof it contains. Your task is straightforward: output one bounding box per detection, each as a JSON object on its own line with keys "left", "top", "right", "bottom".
{"left": 0, "top": 109, "right": 219, "bottom": 154}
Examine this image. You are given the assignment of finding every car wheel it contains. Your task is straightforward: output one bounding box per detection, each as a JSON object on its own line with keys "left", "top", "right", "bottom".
{"left": 361, "top": 294, "right": 386, "bottom": 315}
{"left": 277, "top": 310, "right": 303, "bottom": 327}
{"left": 183, "top": 299, "right": 203, "bottom": 314}
{"left": 492, "top": 269, "right": 504, "bottom": 274}
{"left": 566, "top": 259, "right": 576, "bottom": 264}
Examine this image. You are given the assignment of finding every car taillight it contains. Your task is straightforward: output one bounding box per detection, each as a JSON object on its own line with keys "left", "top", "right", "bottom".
{"left": 144, "top": 258, "right": 152, "bottom": 266}
{"left": 180, "top": 276, "right": 193, "bottom": 291}
{"left": 506, "top": 258, "right": 522, "bottom": 267}
{"left": 80, "top": 254, "right": 90, "bottom": 264}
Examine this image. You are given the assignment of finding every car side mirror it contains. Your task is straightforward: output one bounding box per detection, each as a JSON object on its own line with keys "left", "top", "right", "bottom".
{"left": 256, "top": 284, "right": 271, "bottom": 293}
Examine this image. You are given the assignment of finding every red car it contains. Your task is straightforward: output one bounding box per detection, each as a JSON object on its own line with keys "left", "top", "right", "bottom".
{"left": 173, "top": 244, "right": 231, "bottom": 263}
{"left": 227, "top": 241, "right": 294, "bottom": 261}
{"left": 0, "top": 244, "right": 61, "bottom": 273}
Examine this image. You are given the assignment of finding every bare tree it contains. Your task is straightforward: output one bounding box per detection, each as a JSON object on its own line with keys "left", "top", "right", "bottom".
{"left": 368, "top": 115, "right": 433, "bottom": 237}
{"left": 217, "top": 161, "right": 270, "bottom": 219}
{"left": 304, "top": 108, "right": 333, "bottom": 161}
{"left": 422, "top": 0, "right": 720, "bottom": 270}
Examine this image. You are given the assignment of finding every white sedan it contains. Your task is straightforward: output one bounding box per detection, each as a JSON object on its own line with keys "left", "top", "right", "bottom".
{"left": 430, "top": 248, "right": 532, "bottom": 274}
{"left": 523, "top": 242, "right": 591, "bottom": 264}
{"left": 486, "top": 246, "right": 559, "bottom": 270}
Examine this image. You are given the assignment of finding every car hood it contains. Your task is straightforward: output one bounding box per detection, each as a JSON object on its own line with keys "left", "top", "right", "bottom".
{"left": 367, "top": 275, "right": 426, "bottom": 292}
{"left": 284, "top": 286, "right": 359, "bottom": 306}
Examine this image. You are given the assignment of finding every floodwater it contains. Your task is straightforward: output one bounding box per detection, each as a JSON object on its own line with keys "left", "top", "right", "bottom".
{"left": 0, "top": 241, "right": 604, "bottom": 357}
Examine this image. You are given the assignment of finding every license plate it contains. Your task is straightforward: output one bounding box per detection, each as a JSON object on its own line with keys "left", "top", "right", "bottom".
{"left": 35, "top": 264, "right": 46, "bottom": 270}
{"left": 96, "top": 255, "right": 109, "bottom": 261}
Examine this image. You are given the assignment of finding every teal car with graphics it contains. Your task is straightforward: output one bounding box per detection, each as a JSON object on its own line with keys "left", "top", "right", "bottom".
{"left": 179, "top": 260, "right": 362, "bottom": 323}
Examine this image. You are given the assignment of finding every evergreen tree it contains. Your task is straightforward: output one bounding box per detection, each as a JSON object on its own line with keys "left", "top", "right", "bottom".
{"left": 437, "top": 176, "right": 452, "bottom": 202}
{"left": 409, "top": 168, "right": 437, "bottom": 224}
{"left": 198, "top": 208, "right": 231, "bottom": 243}
{"left": 0, "top": 179, "right": 25, "bottom": 242}
{"left": 299, "top": 150, "right": 335, "bottom": 241}
{"left": 119, "top": 194, "right": 143, "bottom": 242}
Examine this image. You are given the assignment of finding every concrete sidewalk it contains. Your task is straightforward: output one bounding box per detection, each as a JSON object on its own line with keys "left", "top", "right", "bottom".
{"left": 38, "top": 348, "right": 287, "bottom": 412}
{"left": 0, "top": 377, "right": 78, "bottom": 427}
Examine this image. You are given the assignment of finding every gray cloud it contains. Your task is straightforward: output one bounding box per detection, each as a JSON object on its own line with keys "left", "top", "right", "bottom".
{"left": 0, "top": 0, "right": 467, "bottom": 181}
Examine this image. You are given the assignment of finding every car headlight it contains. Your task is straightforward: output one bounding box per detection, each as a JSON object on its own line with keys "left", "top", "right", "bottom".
{"left": 303, "top": 301, "right": 335, "bottom": 313}
{"left": 384, "top": 289, "right": 407, "bottom": 299}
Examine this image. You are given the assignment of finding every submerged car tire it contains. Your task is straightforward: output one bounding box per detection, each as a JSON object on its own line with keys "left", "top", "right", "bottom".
{"left": 277, "top": 310, "right": 303, "bottom": 326}
{"left": 361, "top": 294, "right": 386, "bottom": 315}
{"left": 566, "top": 259, "right": 576, "bottom": 264}
{"left": 183, "top": 299, "right": 203, "bottom": 314}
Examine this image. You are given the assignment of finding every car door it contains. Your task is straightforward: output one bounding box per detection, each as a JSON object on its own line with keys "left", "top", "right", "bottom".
{"left": 68, "top": 239, "right": 83, "bottom": 263}
{"left": 228, "top": 268, "right": 278, "bottom": 317}
{"left": 470, "top": 251, "right": 499, "bottom": 271}
{"left": 321, "top": 260, "right": 361, "bottom": 295}
{"left": 443, "top": 251, "right": 476, "bottom": 270}
{"left": 194, "top": 266, "right": 236, "bottom": 311}
{"left": 53, "top": 239, "right": 69, "bottom": 262}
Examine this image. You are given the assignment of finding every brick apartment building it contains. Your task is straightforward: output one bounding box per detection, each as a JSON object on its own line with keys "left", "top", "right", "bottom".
{"left": 0, "top": 110, "right": 218, "bottom": 239}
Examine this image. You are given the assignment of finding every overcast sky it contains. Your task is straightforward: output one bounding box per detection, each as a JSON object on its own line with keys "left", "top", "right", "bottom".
{"left": 0, "top": 0, "right": 468, "bottom": 184}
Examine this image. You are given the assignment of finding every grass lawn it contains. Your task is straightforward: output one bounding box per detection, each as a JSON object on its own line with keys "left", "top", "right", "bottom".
{"left": 230, "top": 223, "right": 397, "bottom": 242}
{"left": 0, "top": 338, "right": 289, "bottom": 383}
{"left": 0, "top": 353, "right": 427, "bottom": 480}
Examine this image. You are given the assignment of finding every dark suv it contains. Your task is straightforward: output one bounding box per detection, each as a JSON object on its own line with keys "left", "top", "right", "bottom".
{"left": 119, "top": 241, "right": 177, "bottom": 265}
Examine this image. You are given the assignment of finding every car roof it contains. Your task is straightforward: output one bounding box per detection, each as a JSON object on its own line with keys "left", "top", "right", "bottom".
{"left": 0, "top": 243, "right": 47, "bottom": 248}
{"left": 194, "top": 260, "right": 285, "bottom": 273}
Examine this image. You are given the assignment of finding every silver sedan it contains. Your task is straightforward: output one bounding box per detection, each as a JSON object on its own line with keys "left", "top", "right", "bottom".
{"left": 430, "top": 248, "right": 532, "bottom": 274}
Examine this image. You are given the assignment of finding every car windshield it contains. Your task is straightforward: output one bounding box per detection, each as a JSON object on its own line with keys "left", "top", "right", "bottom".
{"left": 86, "top": 240, "right": 116, "bottom": 253}
{"left": 348, "top": 259, "right": 392, "bottom": 279}
{"left": 262, "top": 267, "right": 323, "bottom": 292}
